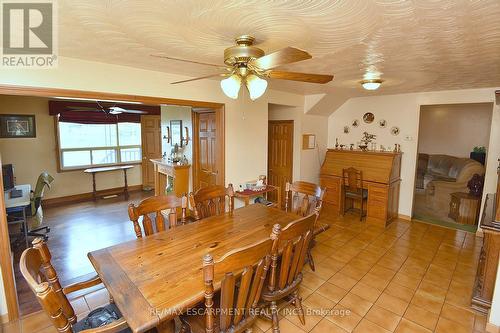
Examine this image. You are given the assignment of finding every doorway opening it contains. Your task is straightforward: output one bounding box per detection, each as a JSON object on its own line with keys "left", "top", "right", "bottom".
{"left": 0, "top": 85, "right": 225, "bottom": 321}
{"left": 412, "top": 103, "right": 493, "bottom": 232}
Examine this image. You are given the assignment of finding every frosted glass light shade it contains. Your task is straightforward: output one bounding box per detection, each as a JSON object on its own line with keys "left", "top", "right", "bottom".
{"left": 220, "top": 74, "right": 242, "bottom": 99}
{"left": 361, "top": 79, "right": 382, "bottom": 90}
{"left": 245, "top": 74, "right": 268, "bottom": 100}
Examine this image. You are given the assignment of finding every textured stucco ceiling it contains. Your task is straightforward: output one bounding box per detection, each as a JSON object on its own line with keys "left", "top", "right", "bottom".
{"left": 59, "top": 0, "right": 500, "bottom": 111}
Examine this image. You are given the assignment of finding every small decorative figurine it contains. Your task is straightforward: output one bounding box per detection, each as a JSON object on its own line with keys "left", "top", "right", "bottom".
{"left": 335, "top": 138, "right": 339, "bottom": 149}
{"left": 467, "top": 174, "right": 484, "bottom": 196}
{"left": 350, "top": 144, "right": 354, "bottom": 150}
{"left": 359, "top": 132, "right": 376, "bottom": 151}
{"left": 393, "top": 144, "right": 398, "bottom": 152}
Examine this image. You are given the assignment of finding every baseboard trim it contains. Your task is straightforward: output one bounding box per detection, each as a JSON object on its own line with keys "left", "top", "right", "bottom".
{"left": 487, "top": 321, "right": 500, "bottom": 333}
{"left": 43, "top": 185, "right": 143, "bottom": 208}
{"left": 487, "top": 311, "right": 500, "bottom": 333}
{"left": 398, "top": 214, "right": 412, "bottom": 221}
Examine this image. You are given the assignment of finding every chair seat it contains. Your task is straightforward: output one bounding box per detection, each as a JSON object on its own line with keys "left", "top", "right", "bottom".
{"left": 345, "top": 188, "right": 368, "bottom": 199}
{"left": 72, "top": 303, "right": 131, "bottom": 333}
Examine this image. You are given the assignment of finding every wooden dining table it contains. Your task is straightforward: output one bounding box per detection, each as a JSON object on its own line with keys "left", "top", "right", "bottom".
{"left": 89, "top": 204, "right": 312, "bottom": 333}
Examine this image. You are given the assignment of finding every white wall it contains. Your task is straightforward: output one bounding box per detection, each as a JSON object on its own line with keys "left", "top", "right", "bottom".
{"left": 0, "top": 267, "right": 7, "bottom": 318}
{"left": 419, "top": 103, "right": 492, "bottom": 157}
{"left": 327, "top": 88, "right": 499, "bottom": 218}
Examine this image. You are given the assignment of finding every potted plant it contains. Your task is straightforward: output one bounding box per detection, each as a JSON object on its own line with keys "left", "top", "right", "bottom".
{"left": 470, "top": 146, "right": 487, "bottom": 165}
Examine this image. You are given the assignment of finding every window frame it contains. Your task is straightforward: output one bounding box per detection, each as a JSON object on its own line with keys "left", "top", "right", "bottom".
{"left": 55, "top": 118, "right": 142, "bottom": 172}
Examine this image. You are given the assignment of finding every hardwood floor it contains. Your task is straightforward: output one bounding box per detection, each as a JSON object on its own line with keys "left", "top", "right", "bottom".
{"left": 13, "top": 190, "right": 153, "bottom": 316}
{"left": 6, "top": 209, "right": 488, "bottom": 333}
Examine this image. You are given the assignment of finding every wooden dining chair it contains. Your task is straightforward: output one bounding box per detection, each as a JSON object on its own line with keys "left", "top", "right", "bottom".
{"left": 128, "top": 194, "right": 188, "bottom": 238}
{"left": 179, "top": 231, "right": 279, "bottom": 333}
{"left": 342, "top": 167, "right": 368, "bottom": 221}
{"left": 284, "top": 181, "right": 325, "bottom": 217}
{"left": 284, "top": 181, "right": 325, "bottom": 271}
{"left": 19, "top": 237, "right": 130, "bottom": 333}
{"left": 260, "top": 213, "right": 317, "bottom": 333}
{"left": 189, "top": 184, "right": 235, "bottom": 220}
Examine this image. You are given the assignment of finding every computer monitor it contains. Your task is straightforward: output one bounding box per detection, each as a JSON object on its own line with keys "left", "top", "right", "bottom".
{"left": 2, "top": 164, "right": 14, "bottom": 191}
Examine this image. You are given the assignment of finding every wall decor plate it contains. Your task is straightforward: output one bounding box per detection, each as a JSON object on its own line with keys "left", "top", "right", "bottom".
{"left": 363, "top": 112, "right": 375, "bottom": 123}
{"left": 379, "top": 119, "right": 387, "bottom": 128}
{"left": 391, "top": 126, "right": 400, "bottom": 136}
{"left": 343, "top": 126, "right": 350, "bottom": 133}
{"left": 351, "top": 119, "right": 359, "bottom": 127}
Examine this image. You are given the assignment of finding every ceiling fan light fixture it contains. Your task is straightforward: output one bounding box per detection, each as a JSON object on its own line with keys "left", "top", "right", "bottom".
{"left": 361, "top": 79, "right": 383, "bottom": 90}
{"left": 220, "top": 74, "right": 242, "bottom": 99}
{"left": 245, "top": 74, "right": 268, "bottom": 101}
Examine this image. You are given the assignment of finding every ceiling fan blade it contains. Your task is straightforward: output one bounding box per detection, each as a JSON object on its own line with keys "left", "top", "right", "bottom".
{"left": 249, "top": 47, "right": 312, "bottom": 70}
{"left": 268, "top": 70, "right": 334, "bottom": 84}
{"left": 151, "top": 54, "right": 227, "bottom": 69}
{"left": 171, "top": 73, "right": 229, "bottom": 85}
{"left": 109, "top": 106, "right": 147, "bottom": 115}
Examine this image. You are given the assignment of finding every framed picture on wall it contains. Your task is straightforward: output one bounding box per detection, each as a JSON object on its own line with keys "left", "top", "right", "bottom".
{"left": 170, "top": 120, "right": 183, "bottom": 147}
{"left": 0, "top": 114, "right": 36, "bottom": 138}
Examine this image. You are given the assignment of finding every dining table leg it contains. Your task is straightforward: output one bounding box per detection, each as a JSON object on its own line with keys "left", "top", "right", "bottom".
{"left": 156, "top": 319, "right": 175, "bottom": 333}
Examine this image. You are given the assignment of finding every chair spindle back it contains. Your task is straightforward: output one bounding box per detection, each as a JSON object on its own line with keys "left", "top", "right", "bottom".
{"left": 189, "top": 184, "right": 234, "bottom": 220}
{"left": 128, "top": 194, "right": 187, "bottom": 238}
{"left": 284, "top": 181, "right": 325, "bottom": 217}
{"left": 343, "top": 167, "right": 363, "bottom": 194}
{"left": 20, "top": 238, "right": 77, "bottom": 332}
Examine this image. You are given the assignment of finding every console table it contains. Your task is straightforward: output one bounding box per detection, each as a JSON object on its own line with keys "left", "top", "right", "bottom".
{"left": 83, "top": 165, "right": 134, "bottom": 201}
{"left": 150, "top": 159, "right": 190, "bottom": 197}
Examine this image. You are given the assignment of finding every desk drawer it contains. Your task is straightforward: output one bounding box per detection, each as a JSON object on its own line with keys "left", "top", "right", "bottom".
{"left": 320, "top": 176, "right": 340, "bottom": 204}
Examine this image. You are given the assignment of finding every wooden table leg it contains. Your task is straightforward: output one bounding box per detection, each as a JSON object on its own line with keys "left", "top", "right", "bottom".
{"left": 156, "top": 319, "right": 175, "bottom": 333}
{"left": 123, "top": 169, "right": 129, "bottom": 200}
{"left": 91, "top": 173, "right": 97, "bottom": 201}
{"left": 244, "top": 197, "right": 250, "bottom": 206}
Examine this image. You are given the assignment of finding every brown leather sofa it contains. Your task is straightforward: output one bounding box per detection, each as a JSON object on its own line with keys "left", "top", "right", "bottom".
{"left": 419, "top": 154, "right": 485, "bottom": 212}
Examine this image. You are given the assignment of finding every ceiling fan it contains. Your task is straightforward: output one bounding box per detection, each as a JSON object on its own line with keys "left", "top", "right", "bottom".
{"left": 68, "top": 102, "right": 147, "bottom": 115}
{"left": 152, "top": 35, "right": 334, "bottom": 100}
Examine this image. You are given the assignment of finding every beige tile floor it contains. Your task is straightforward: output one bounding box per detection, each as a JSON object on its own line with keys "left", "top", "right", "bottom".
{"left": 4, "top": 212, "right": 488, "bottom": 333}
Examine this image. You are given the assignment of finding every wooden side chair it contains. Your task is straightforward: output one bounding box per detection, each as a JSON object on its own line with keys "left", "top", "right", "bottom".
{"left": 179, "top": 231, "right": 278, "bottom": 333}
{"left": 128, "top": 194, "right": 187, "bottom": 238}
{"left": 342, "top": 167, "right": 368, "bottom": 221}
{"left": 284, "top": 181, "right": 325, "bottom": 217}
{"left": 189, "top": 184, "right": 235, "bottom": 220}
{"left": 260, "top": 213, "right": 317, "bottom": 333}
{"left": 284, "top": 181, "right": 325, "bottom": 271}
{"left": 19, "top": 237, "right": 130, "bottom": 333}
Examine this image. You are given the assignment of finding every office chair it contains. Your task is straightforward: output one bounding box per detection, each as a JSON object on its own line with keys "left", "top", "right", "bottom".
{"left": 28, "top": 172, "right": 54, "bottom": 240}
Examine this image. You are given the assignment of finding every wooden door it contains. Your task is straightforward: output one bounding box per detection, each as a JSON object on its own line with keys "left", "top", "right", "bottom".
{"left": 193, "top": 111, "right": 218, "bottom": 191}
{"left": 141, "top": 115, "right": 162, "bottom": 189}
{"left": 268, "top": 120, "right": 293, "bottom": 207}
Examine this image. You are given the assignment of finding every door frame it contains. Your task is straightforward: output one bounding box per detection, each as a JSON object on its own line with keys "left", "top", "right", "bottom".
{"left": 267, "top": 120, "right": 294, "bottom": 206}
{"left": 0, "top": 84, "right": 225, "bottom": 322}
{"left": 192, "top": 107, "right": 225, "bottom": 191}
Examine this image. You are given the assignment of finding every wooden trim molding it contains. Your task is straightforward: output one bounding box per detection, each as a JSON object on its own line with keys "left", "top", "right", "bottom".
{"left": 0, "top": 155, "right": 20, "bottom": 321}
{"left": 0, "top": 84, "right": 224, "bottom": 108}
{"left": 398, "top": 213, "right": 412, "bottom": 221}
{"left": 43, "top": 184, "right": 143, "bottom": 208}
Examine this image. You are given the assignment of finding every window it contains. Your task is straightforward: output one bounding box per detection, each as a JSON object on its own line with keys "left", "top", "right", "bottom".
{"left": 57, "top": 121, "right": 141, "bottom": 170}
